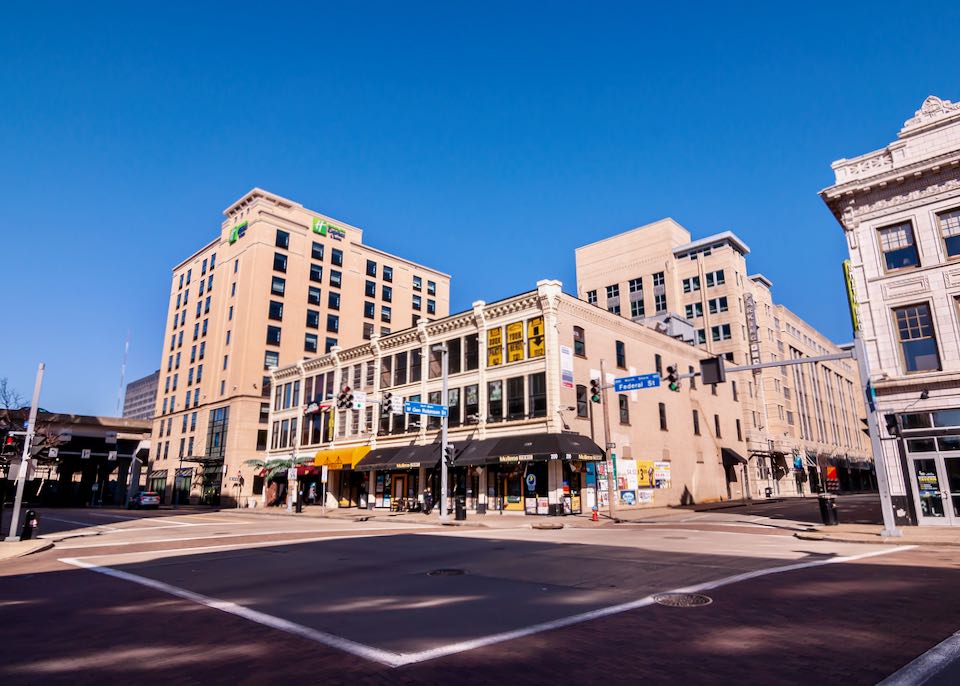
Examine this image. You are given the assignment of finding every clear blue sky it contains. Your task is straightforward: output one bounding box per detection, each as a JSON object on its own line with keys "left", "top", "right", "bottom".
{"left": 2, "top": 1, "right": 957, "bottom": 415}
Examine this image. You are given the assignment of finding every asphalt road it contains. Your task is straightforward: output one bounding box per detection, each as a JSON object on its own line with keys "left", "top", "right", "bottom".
{"left": 0, "top": 505, "right": 956, "bottom": 686}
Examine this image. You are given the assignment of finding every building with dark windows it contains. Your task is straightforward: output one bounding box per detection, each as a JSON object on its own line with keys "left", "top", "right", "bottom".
{"left": 267, "top": 280, "right": 746, "bottom": 515}
{"left": 821, "top": 95, "right": 960, "bottom": 526}
{"left": 147, "top": 188, "right": 450, "bottom": 506}
{"left": 123, "top": 370, "right": 160, "bottom": 420}
{"left": 575, "top": 221, "right": 870, "bottom": 500}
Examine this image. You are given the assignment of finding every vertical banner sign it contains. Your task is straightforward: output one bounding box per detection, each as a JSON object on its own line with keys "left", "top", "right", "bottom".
{"left": 743, "top": 292, "right": 762, "bottom": 366}
{"left": 506, "top": 322, "right": 524, "bottom": 362}
{"left": 487, "top": 327, "right": 503, "bottom": 367}
{"left": 527, "top": 317, "right": 545, "bottom": 358}
{"left": 560, "top": 345, "right": 575, "bottom": 389}
{"left": 842, "top": 260, "right": 860, "bottom": 333}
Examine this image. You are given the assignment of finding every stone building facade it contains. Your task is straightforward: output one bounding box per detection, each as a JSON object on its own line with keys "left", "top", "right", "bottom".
{"left": 821, "top": 95, "right": 960, "bottom": 525}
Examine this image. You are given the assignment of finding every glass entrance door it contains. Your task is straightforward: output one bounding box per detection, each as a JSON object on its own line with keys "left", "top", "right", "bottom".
{"left": 944, "top": 457, "right": 960, "bottom": 522}
{"left": 910, "top": 457, "right": 952, "bottom": 525}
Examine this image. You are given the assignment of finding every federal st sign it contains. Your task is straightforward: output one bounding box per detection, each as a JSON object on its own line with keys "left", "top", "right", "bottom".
{"left": 613, "top": 373, "right": 661, "bottom": 392}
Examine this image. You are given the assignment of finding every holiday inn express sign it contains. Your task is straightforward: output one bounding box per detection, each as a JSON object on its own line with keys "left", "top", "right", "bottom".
{"left": 312, "top": 217, "right": 345, "bottom": 241}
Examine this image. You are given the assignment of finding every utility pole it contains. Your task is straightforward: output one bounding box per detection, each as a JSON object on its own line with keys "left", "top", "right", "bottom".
{"left": 439, "top": 344, "right": 450, "bottom": 524}
{"left": 854, "top": 334, "right": 901, "bottom": 537}
{"left": 599, "top": 360, "right": 616, "bottom": 519}
{"left": 6, "top": 363, "right": 44, "bottom": 541}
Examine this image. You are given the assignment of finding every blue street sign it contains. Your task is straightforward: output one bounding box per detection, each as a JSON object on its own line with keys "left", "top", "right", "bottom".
{"left": 403, "top": 401, "right": 449, "bottom": 418}
{"left": 613, "top": 374, "right": 661, "bottom": 392}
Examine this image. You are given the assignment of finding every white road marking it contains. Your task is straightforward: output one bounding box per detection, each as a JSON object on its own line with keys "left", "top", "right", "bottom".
{"left": 55, "top": 526, "right": 413, "bottom": 549}
{"left": 59, "top": 538, "right": 916, "bottom": 668}
{"left": 40, "top": 516, "right": 119, "bottom": 532}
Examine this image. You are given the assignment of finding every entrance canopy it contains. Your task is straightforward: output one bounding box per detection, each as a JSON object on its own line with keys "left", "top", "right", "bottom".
{"left": 455, "top": 433, "right": 603, "bottom": 467}
{"left": 721, "top": 448, "right": 748, "bottom": 467}
{"left": 355, "top": 442, "right": 450, "bottom": 472}
{"left": 314, "top": 446, "right": 369, "bottom": 469}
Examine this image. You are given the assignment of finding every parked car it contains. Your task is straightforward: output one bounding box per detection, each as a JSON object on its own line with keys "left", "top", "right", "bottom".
{"left": 128, "top": 491, "right": 160, "bottom": 509}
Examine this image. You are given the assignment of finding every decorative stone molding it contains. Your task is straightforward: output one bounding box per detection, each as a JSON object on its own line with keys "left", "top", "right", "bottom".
{"left": 882, "top": 276, "right": 930, "bottom": 300}
{"left": 901, "top": 95, "right": 960, "bottom": 135}
{"left": 943, "top": 268, "right": 960, "bottom": 289}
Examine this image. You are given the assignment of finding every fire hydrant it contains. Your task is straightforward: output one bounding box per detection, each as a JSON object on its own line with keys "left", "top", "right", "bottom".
{"left": 591, "top": 507, "right": 599, "bottom": 522}
{"left": 21, "top": 509, "right": 39, "bottom": 540}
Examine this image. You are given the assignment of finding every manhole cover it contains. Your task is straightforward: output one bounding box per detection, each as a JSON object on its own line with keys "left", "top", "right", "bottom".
{"left": 427, "top": 568, "right": 466, "bottom": 576}
{"left": 653, "top": 593, "right": 713, "bottom": 607}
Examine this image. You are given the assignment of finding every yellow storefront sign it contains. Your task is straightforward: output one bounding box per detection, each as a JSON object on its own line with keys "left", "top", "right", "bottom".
{"left": 527, "top": 316, "right": 545, "bottom": 358}
{"left": 506, "top": 321, "right": 524, "bottom": 362}
{"left": 487, "top": 327, "right": 503, "bottom": 367}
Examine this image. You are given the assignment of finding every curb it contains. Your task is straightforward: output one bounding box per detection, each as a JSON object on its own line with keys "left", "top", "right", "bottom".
{"left": 794, "top": 531, "right": 960, "bottom": 547}
{"left": 0, "top": 540, "right": 54, "bottom": 561}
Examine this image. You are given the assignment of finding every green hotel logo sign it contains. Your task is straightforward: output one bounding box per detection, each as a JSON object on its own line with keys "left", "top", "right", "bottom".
{"left": 228, "top": 221, "right": 248, "bottom": 245}
{"left": 312, "top": 217, "right": 346, "bottom": 241}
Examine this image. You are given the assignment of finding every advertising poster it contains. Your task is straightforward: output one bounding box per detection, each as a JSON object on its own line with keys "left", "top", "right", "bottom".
{"left": 617, "top": 459, "right": 638, "bottom": 506}
{"left": 527, "top": 317, "right": 545, "bottom": 358}
{"left": 637, "top": 489, "right": 654, "bottom": 505}
{"left": 506, "top": 322, "right": 525, "bottom": 362}
{"left": 560, "top": 345, "right": 575, "bottom": 389}
{"left": 654, "top": 461, "right": 672, "bottom": 489}
{"left": 487, "top": 327, "right": 503, "bottom": 366}
{"left": 620, "top": 490, "right": 637, "bottom": 505}
{"left": 637, "top": 460, "right": 656, "bottom": 488}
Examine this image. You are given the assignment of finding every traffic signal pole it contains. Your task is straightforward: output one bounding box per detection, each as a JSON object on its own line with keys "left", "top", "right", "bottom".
{"left": 6, "top": 363, "right": 44, "bottom": 541}
{"left": 599, "top": 360, "right": 617, "bottom": 519}
{"left": 438, "top": 344, "right": 450, "bottom": 524}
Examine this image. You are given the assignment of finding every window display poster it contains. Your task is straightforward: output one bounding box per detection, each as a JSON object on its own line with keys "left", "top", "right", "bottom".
{"left": 506, "top": 322, "right": 524, "bottom": 362}
{"left": 637, "top": 460, "right": 656, "bottom": 488}
{"left": 487, "top": 327, "right": 503, "bottom": 367}
{"left": 527, "top": 317, "right": 545, "bottom": 358}
{"left": 637, "top": 489, "right": 654, "bottom": 505}
{"left": 654, "top": 461, "right": 672, "bottom": 489}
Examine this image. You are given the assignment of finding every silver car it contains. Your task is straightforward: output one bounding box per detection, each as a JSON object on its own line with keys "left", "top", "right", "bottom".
{"left": 128, "top": 491, "right": 160, "bottom": 509}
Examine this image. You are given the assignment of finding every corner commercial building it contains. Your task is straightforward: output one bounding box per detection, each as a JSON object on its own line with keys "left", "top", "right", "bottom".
{"left": 267, "top": 280, "right": 748, "bottom": 515}
{"left": 821, "top": 95, "right": 960, "bottom": 526}
{"left": 148, "top": 189, "right": 450, "bottom": 505}
{"left": 575, "top": 220, "right": 870, "bottom": 499}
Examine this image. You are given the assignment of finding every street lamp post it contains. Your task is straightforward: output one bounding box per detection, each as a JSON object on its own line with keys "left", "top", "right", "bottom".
{"left": 438, "top": 344, "right": 450, "bottom": 524}
{"left": 6, "top": 363, "right": 44, "bottom": 541}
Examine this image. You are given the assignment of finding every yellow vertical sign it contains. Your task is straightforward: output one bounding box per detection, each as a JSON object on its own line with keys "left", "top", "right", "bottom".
{"left": 487, "top": 327, "right": 503, "bottom": 367}
{"left": 842, "top": 260, "right": 860, "bottom": 333}
{"left": 506, "top": 321, "right": 524, "bottom": 362}
{"left": 527, "top": 316, "right": 545, "bottom": 358}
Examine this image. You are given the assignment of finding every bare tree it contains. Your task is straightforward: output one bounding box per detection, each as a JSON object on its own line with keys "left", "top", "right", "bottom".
{"left": 0, "top": 377, "right": 63, "bottom": 463}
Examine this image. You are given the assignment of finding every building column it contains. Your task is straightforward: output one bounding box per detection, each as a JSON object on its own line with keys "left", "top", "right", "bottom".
{"left": 537, "top": 280, "right": 564, "bottom": 435}
{"left": 547, "top": 459, "right": 563, "bottom": 515}
{"left": 477, "top": 466, "right": 487, "bottom": 514}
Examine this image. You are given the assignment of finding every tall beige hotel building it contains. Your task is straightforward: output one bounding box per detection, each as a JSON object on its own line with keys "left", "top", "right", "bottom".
{"left": 147, "top": 188, "right": 450, "bottom": 504}
{"left": 576, "top": 220, "right": 870, "bottom": 498}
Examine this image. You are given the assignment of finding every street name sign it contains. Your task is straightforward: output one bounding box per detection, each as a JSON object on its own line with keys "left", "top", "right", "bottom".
{"left": 613, "top": 374, "right": 661, "bottom": 392}
{"left": 403, "top": 401, "right": 449, "bottom": 418}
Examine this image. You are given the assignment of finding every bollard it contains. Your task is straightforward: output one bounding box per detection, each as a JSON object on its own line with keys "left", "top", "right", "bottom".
{"left": 20, "top": 509, "right": 39, "bottom": 540}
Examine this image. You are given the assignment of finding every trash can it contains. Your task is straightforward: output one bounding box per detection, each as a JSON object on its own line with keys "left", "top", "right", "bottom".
{"left": 21, "top": 509, "right": 39, "bottom": 540}
{"left": 455, "top": 495, "right": 467, "bottom": 521}
{"left": 817, "top": 494, "right": 839, "bottom": 526}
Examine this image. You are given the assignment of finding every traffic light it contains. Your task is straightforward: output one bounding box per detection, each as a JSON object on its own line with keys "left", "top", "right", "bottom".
{"left": 443, "top": 444, "right": 456, "bottom": 466}
{"left": 2, "top": 434, "right": 22, "bottom": 456}
{"left": 589, "top": 378, "right": 601, "bottom": 403}
{"left": 336, "top": 385, "right": 354, "bottom": 409}
{"left": 381, "top": 391, "right": 393, "bottom": 416}
{"left": 665, "top": 365, "right": 680, "bottom": 392}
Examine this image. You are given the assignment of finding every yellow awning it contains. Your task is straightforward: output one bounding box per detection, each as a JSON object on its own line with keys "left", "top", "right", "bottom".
{"left": 314, "top": 446, "right": 370, "bottom": 469}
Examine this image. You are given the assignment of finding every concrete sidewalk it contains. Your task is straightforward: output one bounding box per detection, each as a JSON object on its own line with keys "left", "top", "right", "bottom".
{"left": 796, "top": 524, "right": 960, "bottom": 547}
{"left": 0, "top": 539, "right": 53, "bottom": 561}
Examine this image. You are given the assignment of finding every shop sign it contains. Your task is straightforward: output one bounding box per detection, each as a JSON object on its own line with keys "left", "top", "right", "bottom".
{"left": 311, "top": 217, "right": 345, "bottom": 241}
{"left": 654, "top": 461, "right": 672, "bottom": 489}
{"left": 560, "top": 345, "right": 574, "bottom": 389}
{"left": 394, "top": 462, "right": 422, "bottom": 469}
{"left": 228, "top": 221, "right": 248, "bottom": 244}
{"left": 499, "top": 454, "right": 534, "bottom": 463}
{"left": 487, "top": 327, "right": 502, "bottom": 366}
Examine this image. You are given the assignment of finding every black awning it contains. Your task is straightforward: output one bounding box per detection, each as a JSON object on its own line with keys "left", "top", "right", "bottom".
{"left": 721, "top": 448, "right": 748, "bottom": 466}
{"left": 354, "top": 446, "right": 401, "bottom": 472}
{"left": 355, "top": 443, "right": 446, "bottom": 472}
{"left": 455, "top": 433, "right": 604, "bottom": 467}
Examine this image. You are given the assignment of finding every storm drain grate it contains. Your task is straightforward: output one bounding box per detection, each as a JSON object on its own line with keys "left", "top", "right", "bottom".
{"left": 653, "top": 592, "right": 713, "bottom": 608}
{"left": 427, "top": 568, "right": 466, "bottom": 576}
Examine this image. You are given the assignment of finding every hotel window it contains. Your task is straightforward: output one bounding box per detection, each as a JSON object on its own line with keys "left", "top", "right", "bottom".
{"left": 654, "top": 293, "right": 667, "bottom": 313}
{"left": 271, "top": 276, "right": 285, "bottom": 296}
{"left": 266, "top": 326, "right": 281, "bottom": 346}
{"left": 685, "top": 303, "right": 703, "bottom": 319}
{"left": 311, "top": 241, "right": 324, "bottom": 261}
{"left": 618, "top": 394, "right": 630, "bottom": 424}
{"left": 576, "top": 385, "right": 588, "bottom": 417}
{"left": 692, "top": 409, "right": 701, "bottom": 435}
{"left": 937, "top": 208, "right": 960, "bottom": 258}
{"left": 330, "top": 270, "right": 342, "bottom": 288}
{"left": 327, "top": 314, "right": 340, "bottom": 333}
{"left": 427, "top": 299, "right": 436, "bottom": 315}
{"left": 196, "top": 301, "right": 202, "bottom": 318}
{"left": 264, "top": 350, "right": 279, "bottom": 369}
{"left": 306, "top": 310, "right": 319, "bottom": 329}
{"left": 653, "top": 271, "right": 665, "bottom": 287}
{"left": 310, "top": 264, "right": 323, "bottom": 283}
{"left": 615, "top": 340, "right": 626, "bottom": 368}
{"left": 362, "top": 322, "right": 374, "bottom": 340}
{"left": 878, "top": 222, "right": 920, "bottom": 272}
{"left": 413, "top": 294, "right": 422, "bottom": 311}
{"left": 268, "top": 300, "right": 283, "bottom": 321}
{"left": 234, "top": 258, "right": 238, "bottom": 274}
{"left": 308, "top": 286, "right": 321, "bottom": 306}
{"left": 207, "top": 274, "right": 213, "bottom": 290}
{"left": 573, "top": 326, "right": 586, "bottom": 356}
{"left": 179, "top": 273, "right": 184, "bottom": 289}
{"left": 894, "top": 303, "right": 941, "bottom": 372}
{"left": 364, "top": 280, "right": 376, "bottom": 297}
{"left": 631, "top": 299, "right": 645, "bottom": 318}
{"left": 427, "top": 280, "right": 436, "bottom": 295}
{"left": 273, "top": 253, "right": 287, "bottom": 272}
{"left": 382, "top": 285, "right": 392, "bottom": 302}
{"left": 364, "top": 301, "right": 375, "bottom": 319}
{"left": 275, "top": 229, "right": 289, "bottom": 249}
{"left": 528, "top": 372, "right": 546, "bottom": 418}
{"left": 328, "top": 291, "right": 341, "bottom": 310}
{"left": 199, "top": 341, "right": 205, "bottom": 360}
{"left": 606, "top": 284, "right": 619, "bottom": 300}
{"left": 682, "top": 276, "right": 700, "bottom": 293}
{"left": 506, "top": 376, "right": 525, "bottom": 420}
{"left": 366, "top": 260, "right": 377, "bottom": 277}
{"left": 383, "top": 265, "right": 393, "bottom": 282}
{"left": 325, "top": 337, "right": 337, "bottom": 353}
{"left": 198, "top": 280, "right": 205, "bottom": 296}
{"left": 193, "top": 323, "right": 199, "bottom": 340}
{"left": 227, "top": 307, "right": 233, "bottom": 322}
{"left": 711, "top": 324, "right": 732, "bottom": 342}
{"left": 586, "top": 290, "right": 597, "bottom": 305}
{"left": 413, "top": 275, "right": 422, "bottom": 291}
{"left": 305, "top": 333, "right": 318, "bottom": 353}
{"left": 331, "top": 248, "right": 343, "bottom": 267}
{"left": 381, "top": 306, "right": 392, "bottom": 323}
{"left": 628, "top": 277, "right": 642, "bottom": 293}
{"left": 186, "top": 269, "right": 192, "bottom": 285}
{"left": 658, "top": 402, "right": 668, "bottom": 431}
